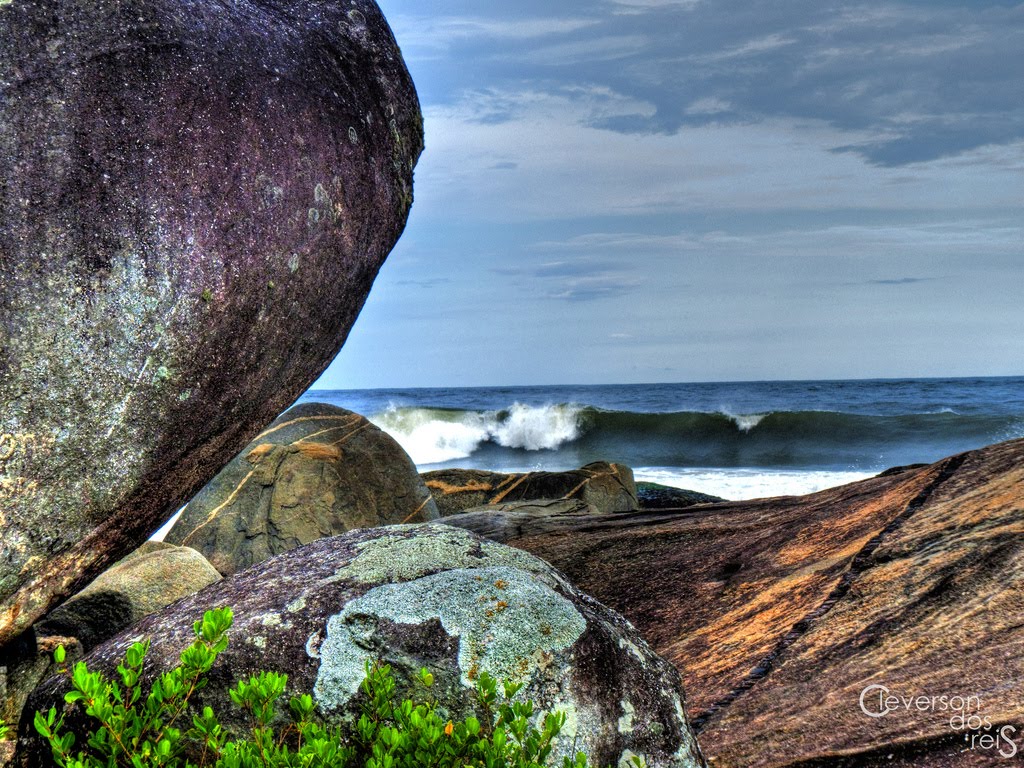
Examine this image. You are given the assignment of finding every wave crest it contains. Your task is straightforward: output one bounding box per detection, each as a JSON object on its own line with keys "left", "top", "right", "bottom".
{"left": 371, "top": 402, "right": 582, "bottom": 465}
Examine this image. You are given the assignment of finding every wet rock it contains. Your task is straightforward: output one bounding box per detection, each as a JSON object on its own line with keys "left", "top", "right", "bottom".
{"left": 636, "top": 482, "right": 725, "bottom": 509}
{"left": 467, "top": 439, "right": 1024, "bottom": 767}
{"left": 166, "top": 403, "right": 439, "bottom": 576}
{"left": 35, "top": 543, "right": 220, "bottom": 650}
{"left": 24, "top": 525, "right": 706, "bottom": 768}
{"left": 0, "top": 0, "right": 422, "bottom": 644}
{"left": 423, "top": 462, "right": 638, "bottom": 517}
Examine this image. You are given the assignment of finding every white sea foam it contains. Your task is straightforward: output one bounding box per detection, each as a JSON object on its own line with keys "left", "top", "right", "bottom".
{"left": 371, "top": 403, "right": 582, "bottom": 465}
{"left": 722, "top": 410, "right": 768, "bottom": 432}
{"left": 635, "top": 467, "right": 875, "bottom": 501}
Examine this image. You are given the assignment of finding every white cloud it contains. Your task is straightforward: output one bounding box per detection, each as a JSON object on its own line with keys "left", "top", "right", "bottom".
{"left": 414, "top": 86, "right": 1024, "bottom": 223}
{"left": 387, "top": 14, "right": 602, "bottom": 55}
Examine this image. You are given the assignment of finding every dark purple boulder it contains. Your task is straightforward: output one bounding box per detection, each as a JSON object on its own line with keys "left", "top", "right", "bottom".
{"left": 23, "top": 524, "right": 707, "bottom": 768}
{"left": 0, "top": 0, "right": 422, "bottom": 645}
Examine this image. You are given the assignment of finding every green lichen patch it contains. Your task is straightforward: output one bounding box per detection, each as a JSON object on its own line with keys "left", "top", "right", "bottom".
{"left": 311, "top": 565, "right": 586, "bottom": 713}
{"left": 335, "top": 524, "right": 550, "bottom": 586}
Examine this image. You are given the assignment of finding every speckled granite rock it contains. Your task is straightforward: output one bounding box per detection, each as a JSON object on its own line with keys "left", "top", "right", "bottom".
{"left": 423, "top": 462, "right": 638, "bottom": 517}
{"left": 0, "top": 0, "right": 422, "bottom": 645}
{"left": 23, "top": 525, "right": 706, "bottom": 768}
{"left": 35, "top": 543, "right": 220, "bottom": 650}
{"left": 166, "top": 403, "right": 439, "bottom": 576}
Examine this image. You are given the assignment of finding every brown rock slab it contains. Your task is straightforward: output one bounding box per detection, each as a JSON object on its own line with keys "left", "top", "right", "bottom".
{"left": 0, "top": 0, "right": 422, "bottom": 645}
{"left": 423, "top": 461, "right": 638, "bottom": 516}
{"left": 467, "top": 439, "right": 1024, "bottom": 767}
{"left": 166, "top": 403, "right": 439, "bottom": 576}
{"left": 23, "top": 524, "right": 706, "bottom": 768}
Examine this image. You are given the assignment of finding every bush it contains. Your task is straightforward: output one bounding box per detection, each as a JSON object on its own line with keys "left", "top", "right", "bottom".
{"left": 32, "top": 607, "right": 591, "bottom": 768}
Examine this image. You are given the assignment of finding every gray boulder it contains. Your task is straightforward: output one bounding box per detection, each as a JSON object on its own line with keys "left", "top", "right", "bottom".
{"left": 0, "top": 0, "right": 422, "bottom": 645}
{"left": 166, "top": 403, "right": 439, "bottom": 576}
{"left": 423, "top": 462, "right": 639, "bottom": 517}
{"left": 636, "top": 483, "right": 725, "bottom": 509}
{"left": 441, "top": 499, "right": 603, "bottom": 543}
{"left": 24, "top": 525, "right": 706, "bottom": 768}
{"left": 35, "top": 543, "right": 221, "bottom": 650}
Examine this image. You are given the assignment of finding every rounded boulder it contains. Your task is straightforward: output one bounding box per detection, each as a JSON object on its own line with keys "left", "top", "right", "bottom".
{"left": 25, "top": 524, "right": 706, "bottom": 768}
{"left": 165, "top": 403, "right": 439, "bottom": 576}
{"left": 0, "top": 0, "right": 422, "bottom": 644}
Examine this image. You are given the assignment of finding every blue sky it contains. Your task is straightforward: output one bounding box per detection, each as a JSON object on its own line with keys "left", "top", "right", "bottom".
{"left": 314, "top": 0, "right": 1024, "bottom": 389}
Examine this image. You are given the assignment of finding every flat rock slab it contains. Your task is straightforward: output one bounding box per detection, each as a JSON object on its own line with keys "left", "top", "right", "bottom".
{"left": 471, "top": 439, "right": 1024, "bottom": 767}
{"left": 0, "top": 0, "right": 422, "bottom": 644}
{"left": 23, "top": 524, "right": 706, "bottom": 768}
{"left": 423, "top": 461, "right": 638, "bottom": 516}
{"left": 166, "top": 403, "right": 439, "bottom": 575}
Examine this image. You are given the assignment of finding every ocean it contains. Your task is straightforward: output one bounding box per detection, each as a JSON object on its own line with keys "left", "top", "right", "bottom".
{"left": 296, "top": 377, "right": 1024, "bottom": 500}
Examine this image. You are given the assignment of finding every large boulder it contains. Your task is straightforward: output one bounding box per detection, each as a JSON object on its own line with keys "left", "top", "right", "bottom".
{"left": 24, "top": 524, "right": 706, "bottom": 768}
{"left": 423, "top": 462, "right": 639, "bottom": 517}
{"left": 35, "top": 543, "right": 221, "bottom": 650}
{"left": 451, "top": 439, "right": 1024, "bottom": 767}
{"left": 0, "top": 0, "right": 422, "bottom": 644}
{"left": 166, "top": 403, "right": 439, "bottom": 576}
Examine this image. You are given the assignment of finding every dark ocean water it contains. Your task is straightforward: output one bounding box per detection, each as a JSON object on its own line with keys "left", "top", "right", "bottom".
{"left": 296, "top": 377, "right": 1024, "bottom": 499}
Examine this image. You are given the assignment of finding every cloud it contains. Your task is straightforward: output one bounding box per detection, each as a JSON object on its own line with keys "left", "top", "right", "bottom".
{"left": 394, "top": 1, "right": 1024, "bottom": 166}
{"left": 866, "top": 277, "right": 932, "bottom": 286}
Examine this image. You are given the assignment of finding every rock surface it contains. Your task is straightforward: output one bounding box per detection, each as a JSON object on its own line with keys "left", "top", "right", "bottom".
{"left": 1, "top": 632, "right": 82, "bottom": 747}
{"left": 35, "top": 543, "right": 221, "bottom": 650}
{"left": 423, "top": 462, "right": 638, "bottom": 517}
{"left": 441, "top": 499, "right": 602, "bottom": 542}
{"left": 24, "top": 524, "right": 706, "bottom": 768}
{"left": 166, "top": 403, "right": 439, "bottom": 576}
{"left": 458, "top": 439, "right": 1024, "bottom": 767}
{"left": 0, "top": 0, "right": 422, "bottom": 644}
{"left": 635, "top": 482, "right": 725, "bottom": 509}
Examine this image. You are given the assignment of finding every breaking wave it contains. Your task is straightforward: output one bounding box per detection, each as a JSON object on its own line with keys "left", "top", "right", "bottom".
{"left": 370, "top": 402, "right": 1024, "bottom": 470}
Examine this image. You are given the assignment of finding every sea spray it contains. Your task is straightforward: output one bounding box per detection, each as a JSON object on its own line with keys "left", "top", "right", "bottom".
{"left": 371, "top": 402, "right": 583, "bottom": 465}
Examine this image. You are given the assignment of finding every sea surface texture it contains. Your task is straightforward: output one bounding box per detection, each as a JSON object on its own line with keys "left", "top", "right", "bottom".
{"left": 298, "top": 377, "right": 1024, "bottom": 499}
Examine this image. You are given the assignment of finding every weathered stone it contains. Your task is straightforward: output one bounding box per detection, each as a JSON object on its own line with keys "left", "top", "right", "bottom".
{"left": 166, "top": 403, "right": 439, "bottom": 576}
{"left": 0, "top": 0, "right": 422, "bottom": 644}
{"left": 441, "top": 499, "right": 603, "bottom": 542}
{"left": 24, "top": 525, "right": 706, "bottom": 768}
{"left": 423, "top": 462, "right": 638, "bottom": 517}
{"left": 462, "top": 439, "right": 1024, "bottom": 767}
{"left": 1, "top": 632, "right": 82, "bottom": 745}
{"left": 636, "top": 482, "right": 725, "bottom": 509}
{"left": 35, "top": 543, "right": 220, "bottom": 650}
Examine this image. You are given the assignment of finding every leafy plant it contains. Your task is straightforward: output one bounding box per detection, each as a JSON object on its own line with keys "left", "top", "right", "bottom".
{"left": 33, "top": 607, "right": 591, "bottom": 768}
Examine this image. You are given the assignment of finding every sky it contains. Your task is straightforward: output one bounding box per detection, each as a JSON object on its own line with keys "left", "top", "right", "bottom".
{"left": 313, "top": 0, "right": 1024, "bottom": 390}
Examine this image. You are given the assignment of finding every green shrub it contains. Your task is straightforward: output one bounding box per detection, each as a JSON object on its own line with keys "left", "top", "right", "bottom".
{"left": 33, "top": 607, "right": 591, "bottom": 768}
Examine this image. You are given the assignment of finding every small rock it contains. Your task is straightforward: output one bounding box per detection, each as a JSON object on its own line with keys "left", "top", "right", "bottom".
{"left": 424, "top": 462, "right": 638, "bottom": 516}
{"left": 35, "top": 543, "right": 221, "bottom": 650}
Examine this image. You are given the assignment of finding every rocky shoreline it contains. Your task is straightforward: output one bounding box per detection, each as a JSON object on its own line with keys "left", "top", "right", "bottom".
{"left": 6, "top": 396, "right": 1024, "bottom": 766}
{"left": 2, "top": 1, "right": 1020, "bottom": 765}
